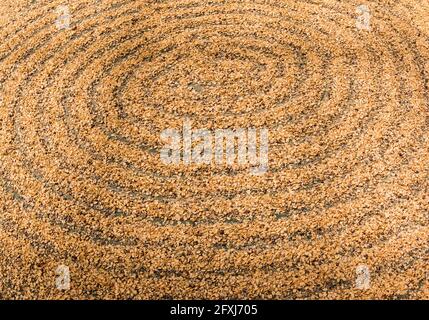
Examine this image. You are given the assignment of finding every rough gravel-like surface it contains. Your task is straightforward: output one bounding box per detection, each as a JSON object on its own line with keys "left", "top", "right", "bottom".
{"left": 0, "top": 0, "right": 428, "bottom": 299}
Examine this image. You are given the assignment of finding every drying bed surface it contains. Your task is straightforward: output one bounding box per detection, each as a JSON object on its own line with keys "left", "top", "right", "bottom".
{"left": 0, "top": 0, "right": 428, "bottom": 299}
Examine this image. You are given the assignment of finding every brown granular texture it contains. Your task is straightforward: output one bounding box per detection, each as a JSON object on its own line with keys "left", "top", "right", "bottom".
{"left": 0, "top": 0, "right": 428, "bottom": 300}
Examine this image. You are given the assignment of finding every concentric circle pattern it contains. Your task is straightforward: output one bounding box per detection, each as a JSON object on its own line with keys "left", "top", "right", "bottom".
{"left": 0, "top": 0, "right": 429, "bottom": 299}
